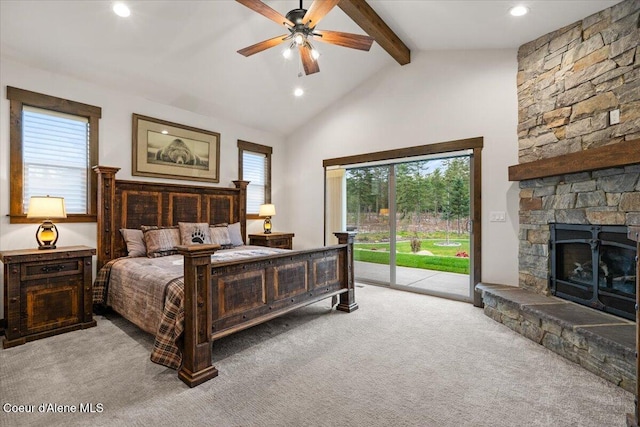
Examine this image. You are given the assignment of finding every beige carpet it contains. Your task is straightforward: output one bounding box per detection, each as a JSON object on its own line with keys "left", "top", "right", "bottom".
{"left": 0, "top": 284, "right": 633, "bottom": 427}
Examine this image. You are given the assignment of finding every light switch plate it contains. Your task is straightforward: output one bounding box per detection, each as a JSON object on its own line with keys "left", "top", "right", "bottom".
{"left": 490, "top": 211, "right": 506, "bottom": 222}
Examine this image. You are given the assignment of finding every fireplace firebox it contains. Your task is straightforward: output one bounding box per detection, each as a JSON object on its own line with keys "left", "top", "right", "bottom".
{"left": 549, "top": 223, "right": 637, "bottom": 320}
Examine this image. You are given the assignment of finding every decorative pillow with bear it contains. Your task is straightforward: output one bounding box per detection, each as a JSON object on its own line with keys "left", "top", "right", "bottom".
{"left": 179, "top": 222, "right": 213, "bottom": 245}
{"left": 120, "top": 228, "right": 146, "bottom": 257}
{"left": 210, "top": 223, "right": 232, "bottom": 247}
{"left": 141, "top": 225, "right": 180, "bottom": 258}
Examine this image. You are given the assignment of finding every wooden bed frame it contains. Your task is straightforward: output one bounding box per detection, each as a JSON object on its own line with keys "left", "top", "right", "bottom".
{"left": 93, "top": 166, "right": 357, "bottom": 387}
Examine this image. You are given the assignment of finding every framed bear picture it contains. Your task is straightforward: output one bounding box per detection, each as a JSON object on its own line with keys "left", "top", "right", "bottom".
{"left": 132, "top": 114, "right": 220, "bottom": 183}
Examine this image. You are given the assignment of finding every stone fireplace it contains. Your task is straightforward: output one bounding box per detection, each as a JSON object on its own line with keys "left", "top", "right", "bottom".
{"left": 512, "top": 0, "right": 640, "bottom": 308}
{"left": 477, "top": 0, "right": 639, "bottom": 392}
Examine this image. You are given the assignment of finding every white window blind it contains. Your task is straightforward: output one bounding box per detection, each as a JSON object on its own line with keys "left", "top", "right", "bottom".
{"left": 243, "top": 150, "right": 267, "bottom": 214}
{"left": 22, "top": 106, "right": 89, "bottom": 214}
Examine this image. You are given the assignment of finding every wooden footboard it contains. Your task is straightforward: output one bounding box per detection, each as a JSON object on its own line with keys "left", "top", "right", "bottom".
{"left": 177, "top": 232, "right": 356, "bottom": 387}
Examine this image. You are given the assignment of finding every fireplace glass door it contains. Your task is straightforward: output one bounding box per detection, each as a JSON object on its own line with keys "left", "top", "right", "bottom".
{"left": 550, "top": 224, "right": 637, "bottom": 320}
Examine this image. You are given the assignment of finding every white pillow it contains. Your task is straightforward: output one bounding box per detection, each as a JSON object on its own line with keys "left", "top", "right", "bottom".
{"left": 228, "top": 222, "right": 244, "bottom": 246}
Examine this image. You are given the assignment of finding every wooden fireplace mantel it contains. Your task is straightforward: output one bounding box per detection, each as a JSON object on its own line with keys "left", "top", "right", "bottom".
{"left": 508, "top": 138, "right": 640, "bottom": 181}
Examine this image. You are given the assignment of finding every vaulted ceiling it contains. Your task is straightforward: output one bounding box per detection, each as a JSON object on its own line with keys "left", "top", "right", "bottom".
{"left": 0, "top": 1, "right": 620, "bottom": 136}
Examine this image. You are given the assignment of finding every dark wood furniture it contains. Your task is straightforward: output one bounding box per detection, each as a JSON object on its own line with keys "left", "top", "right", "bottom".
{"left": 249, "top": 232, "right": 294, "bottom": 249}
{"left": 1, "top": 245, "right": 96, "bottom": 349}
{"left": 626, "top": 225, "right": 640, "bottom": 427}
{"left": 94, "top": 166, "right": 357, "bottom": 387}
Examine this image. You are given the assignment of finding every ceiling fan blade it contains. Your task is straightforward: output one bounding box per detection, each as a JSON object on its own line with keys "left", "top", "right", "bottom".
{"left": 299, "top": 45, "right": 320, "bottom": 75}
{"left": 237, "top": 34, "right": 289, "bottom": 57}
{"left": 302, "top": 0, "right": 340, "bottom": 28}
{"left": 236, "top": 0, "right": 294, "bottom": 27}
{"left": 313, "top": 30, "right": 374, "bottom": 51}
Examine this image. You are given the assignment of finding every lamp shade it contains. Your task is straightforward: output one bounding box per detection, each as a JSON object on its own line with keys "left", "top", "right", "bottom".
{"left": 258, "top": 204, "right": 276, "bottom": 217}
{"left": 27, "top": 196, "right": 67, "bottom": 219}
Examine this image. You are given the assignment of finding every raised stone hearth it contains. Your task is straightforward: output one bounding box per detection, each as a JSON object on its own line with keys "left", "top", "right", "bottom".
{"left": 478, "top": 283, "right": 635, "bottom": 392}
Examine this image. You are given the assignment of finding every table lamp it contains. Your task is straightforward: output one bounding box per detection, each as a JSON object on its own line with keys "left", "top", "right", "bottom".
{"left": 258, "top": 204, "right": 276, "bottom": 234}
{"left": 26, "top": 196, "right": 67, "bottom": 250}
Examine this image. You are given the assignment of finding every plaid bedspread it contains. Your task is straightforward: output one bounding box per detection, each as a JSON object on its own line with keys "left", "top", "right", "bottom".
{"left": 94, "top": 247, "right": 288, "bottom": 370}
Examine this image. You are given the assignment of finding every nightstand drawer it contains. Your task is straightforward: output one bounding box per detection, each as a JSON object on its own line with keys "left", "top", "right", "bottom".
{"left": 21, "top": 259, "right": 82, "bottom": 280}
{"left": 264, "top": 238, "right": 291, "bottom": 249}
{"left": 249, "top": 232, "right": 294, "bottom": 250}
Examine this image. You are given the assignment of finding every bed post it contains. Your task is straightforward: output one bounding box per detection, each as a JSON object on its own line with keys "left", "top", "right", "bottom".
{"left": 232, "top": 180, "right": 249, "bottom": 243}
{"left": 93, "top": 166, "right": 120, "bottom": 270}
{"left": 334, "top": 232, "right": 358, "bottom": 312}
{"left": 176, "top": 244, "right": 220, "bottom": 387}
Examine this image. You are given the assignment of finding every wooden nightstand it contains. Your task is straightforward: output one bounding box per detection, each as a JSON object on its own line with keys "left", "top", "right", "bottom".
{"left": 249, "top": 232, "right": 294, "bottom": 250}
{"left": 1, "top": 246, "right": 96, "bottom": 348}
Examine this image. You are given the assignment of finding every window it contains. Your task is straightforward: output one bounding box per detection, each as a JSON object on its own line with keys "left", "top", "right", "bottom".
{"left": 8, "top": 87, "right": 101, "bottom": 223}
{"left": 238, "top": 140, "right": 272, "bottom": 218}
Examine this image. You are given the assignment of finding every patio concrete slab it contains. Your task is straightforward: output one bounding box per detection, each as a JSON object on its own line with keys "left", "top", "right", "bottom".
{"left": 355, "top": 261, "right": 470, "bottom": 299}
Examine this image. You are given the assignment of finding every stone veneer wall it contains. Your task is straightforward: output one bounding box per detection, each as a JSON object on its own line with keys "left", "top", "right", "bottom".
{"left": 516, "top": 0, "right": 640, "bottom": 294}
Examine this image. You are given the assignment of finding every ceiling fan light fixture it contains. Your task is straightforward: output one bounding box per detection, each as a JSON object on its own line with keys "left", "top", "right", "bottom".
{"left": 293, "top": 32, "right": 305, "bottom": 45}
{"left": 282, "top": 47, "right": 292, "bottom": 59}
{"left": 311, "top": 47, "right": 320, "bottom": 60}
{"left": 509, "top": 5, "right": 529, "bottom": 17}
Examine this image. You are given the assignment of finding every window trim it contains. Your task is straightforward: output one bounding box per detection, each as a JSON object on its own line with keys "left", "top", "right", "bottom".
{"left": 7, "top": 86, "right": 101, "bottom": 223}
{"left": 238, "top": 139, "right": 272, "bottom": 220}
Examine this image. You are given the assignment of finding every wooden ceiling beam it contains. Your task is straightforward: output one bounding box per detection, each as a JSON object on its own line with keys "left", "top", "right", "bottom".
{"left": 338, "top": 0, "right": 411, "bottom": 66}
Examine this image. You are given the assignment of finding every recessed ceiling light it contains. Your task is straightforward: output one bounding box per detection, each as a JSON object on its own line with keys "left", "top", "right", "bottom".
{"left": 161, "top": 130, "right": 169, "bottom": 135}
{"left": 509, "top": 5, "right": 529, "bottom": 17}
{"left": 294, "top": 88, "right": 304, "bottom": 97}
{"left": 113, "top": 2, "right": 131, "bottom": 18}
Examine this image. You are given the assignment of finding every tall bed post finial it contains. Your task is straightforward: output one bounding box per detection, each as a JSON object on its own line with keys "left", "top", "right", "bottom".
{"left": 93, "top": 166, "right": 120, "bottom": 270}
{"left": 233, "top": 180, "right": 250, "bottom": 244}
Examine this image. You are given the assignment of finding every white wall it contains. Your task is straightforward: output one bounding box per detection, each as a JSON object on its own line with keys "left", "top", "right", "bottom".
{"left": 283, "top": 49, "right": 521, "bottom": 286}
{"left": 0, "top": 58, "right": 287, "bottom": 318}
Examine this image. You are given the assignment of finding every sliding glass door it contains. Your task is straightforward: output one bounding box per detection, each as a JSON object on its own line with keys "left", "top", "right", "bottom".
{"left": 345, "top": 165, "right": 391, "bottom": 285}
{"left": 391, "top": 157, "right": 471, "bottom": 300}
{"left": 325, "top": 141, "right": 479, "bottom": 303}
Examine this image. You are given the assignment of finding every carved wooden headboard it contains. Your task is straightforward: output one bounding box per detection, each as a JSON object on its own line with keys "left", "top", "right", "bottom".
{"left": 93, "top": 166, "right": 248, "bottom": 269}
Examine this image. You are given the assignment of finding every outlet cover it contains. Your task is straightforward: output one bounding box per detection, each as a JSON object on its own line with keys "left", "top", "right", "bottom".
{"left": 610, "top": 109, "right": 620, "bottom": 125}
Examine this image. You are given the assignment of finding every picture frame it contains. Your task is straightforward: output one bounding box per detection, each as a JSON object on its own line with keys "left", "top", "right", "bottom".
{"left": 132, "top": 114, "right": 220, "bottom": 183}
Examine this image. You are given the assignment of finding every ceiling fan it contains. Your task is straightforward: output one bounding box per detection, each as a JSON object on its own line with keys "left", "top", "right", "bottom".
{"left": 236, "top": 0, "right": 375, "bottom": 75}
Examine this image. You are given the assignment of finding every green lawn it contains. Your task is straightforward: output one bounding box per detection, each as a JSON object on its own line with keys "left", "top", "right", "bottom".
{"left": 354, "top": 239, "right": 470, "bottom": 274}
